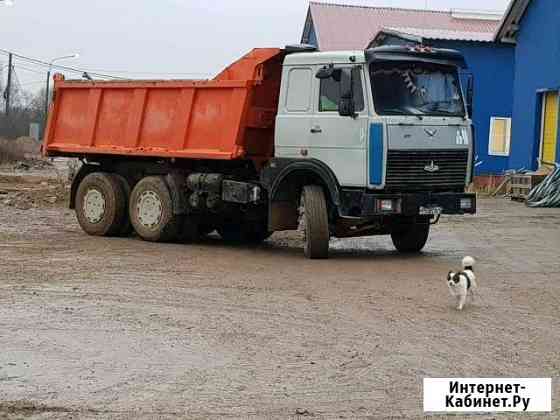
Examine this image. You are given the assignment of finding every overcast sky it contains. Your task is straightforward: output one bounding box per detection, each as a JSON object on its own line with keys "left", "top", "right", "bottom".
{"left": 1, "top": 0, "right": 511, "bottom": 91}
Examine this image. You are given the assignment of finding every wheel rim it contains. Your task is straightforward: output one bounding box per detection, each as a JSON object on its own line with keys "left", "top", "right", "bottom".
{"left": 83, "top": 188, "right": 106, "bottom": 224}
{"left": 136, "top": 190, "right": 163, "bottom": 229}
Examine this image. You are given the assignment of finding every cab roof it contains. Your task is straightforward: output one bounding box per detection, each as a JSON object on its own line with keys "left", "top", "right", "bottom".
{"left": 366, "top": 46, "right": 467, "bottom": 68}
{"left": 283, "top": 46, "right": 466, "bottom": 68}
{"left": 284, "top": 50, "right": 366, "bottom": 66}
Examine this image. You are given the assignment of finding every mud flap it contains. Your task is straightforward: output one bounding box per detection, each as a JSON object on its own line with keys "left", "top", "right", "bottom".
{"left": 165, "top": 173, "right": 187, "bottom": 215}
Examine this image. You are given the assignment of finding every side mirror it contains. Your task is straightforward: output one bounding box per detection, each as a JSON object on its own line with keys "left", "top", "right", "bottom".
{"left": 315, "top": 64, "right": 334, "bottom": 79}
{"left": 338, "top": 67, "right": 355, "bottom": 117}
{"left": 466, "top": 74, "right": 474, "bottom": 118}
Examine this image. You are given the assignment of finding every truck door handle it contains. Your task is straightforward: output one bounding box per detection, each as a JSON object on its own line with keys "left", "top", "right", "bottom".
{"left": 310, "top": 126, "right": 322, "bottom": 133}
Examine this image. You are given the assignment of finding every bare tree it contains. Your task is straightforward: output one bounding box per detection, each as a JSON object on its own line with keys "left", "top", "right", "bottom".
{"left": 0, "top": 87, "right": 45, "bottom": 139}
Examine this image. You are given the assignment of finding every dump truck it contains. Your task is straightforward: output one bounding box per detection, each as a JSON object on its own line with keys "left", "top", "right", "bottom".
{"left": 43, "top": 45, "right": 476, "bottom": 259}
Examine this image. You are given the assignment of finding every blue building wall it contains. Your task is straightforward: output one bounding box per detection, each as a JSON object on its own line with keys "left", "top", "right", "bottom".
{"left": 306, "top": 21, "right": 318, "bottom": 47}
{"left": 430, "top": 40, "right": 515, "bottom": 175}
{"left": 509, "top": 0, "right": 560, "bottom": 169}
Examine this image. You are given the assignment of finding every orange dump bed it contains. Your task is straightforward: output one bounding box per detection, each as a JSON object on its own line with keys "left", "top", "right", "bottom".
{"left": 43, "top": 48, "right": 285, "bottom": 163}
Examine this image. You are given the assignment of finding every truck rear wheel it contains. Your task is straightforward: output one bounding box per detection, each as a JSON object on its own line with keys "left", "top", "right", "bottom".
{"left": 302, "top": 185, "right": 330, "bottom": 259}
{"left": 129, "top": 176, "right": 182, "bottom": 242}
{"left": 75, "top": 172, "right": 127, "bottom": 237}
{"left": 391, "top": 221, "right": 430, "bottom": 253}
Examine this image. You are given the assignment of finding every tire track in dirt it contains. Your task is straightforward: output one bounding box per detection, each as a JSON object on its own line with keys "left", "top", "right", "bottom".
{"left": 1, "top": 198, "right": 559, "bottom": 417}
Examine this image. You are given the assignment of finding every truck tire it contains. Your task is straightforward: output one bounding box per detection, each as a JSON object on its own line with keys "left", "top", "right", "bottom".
{"left": 112, "top": 174, "right": 133, "bottom": 236}
{"left": 75, "top": 172, "right": 127, "bottom": 237}
{"left": 391, "top": 222, "right": 430, "bottom": 253}
{"left": 129, "top": 176, "right": 182, "bottom": 242}
{"left": 217, "top": 222, "right": 272, "bottom": 244}
{"left": 302, "top": 185, "right": 330, "bottom": 259}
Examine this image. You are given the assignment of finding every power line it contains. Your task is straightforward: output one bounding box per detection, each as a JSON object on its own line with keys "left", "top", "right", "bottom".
{"left": 0, "top": 49, "right": 213, "bottom": 80}
{"left": 75, "top": 67, "right": 212, "bottom": 77}
{"left": 12, "top": 67, "right": 21, "bottom": 87}
{"left": 13, "top": 64, "right": 45, "bottom": 75}
{"left": 1, "top": 49, "right": 214, "bottom": 81}
{"left": 18, "top": 80, "right": 45, "bottom": 86}
{"left": 11, "top": 68, "right": 27, "bottom": 96}
{"left": 0, "top": 48, "right": 126, "bottom": 80}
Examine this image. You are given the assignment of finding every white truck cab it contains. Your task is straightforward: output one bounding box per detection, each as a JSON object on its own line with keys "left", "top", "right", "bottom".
{"left": 276, "top": 48, "right": 473, "bottom": 190}
{"left": 262, "top": 46, "right": 476, "bottom": 258}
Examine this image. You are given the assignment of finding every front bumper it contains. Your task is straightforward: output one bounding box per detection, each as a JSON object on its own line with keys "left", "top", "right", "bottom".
{"left": 340, "top": 190, "right": 476, "bottom": 217}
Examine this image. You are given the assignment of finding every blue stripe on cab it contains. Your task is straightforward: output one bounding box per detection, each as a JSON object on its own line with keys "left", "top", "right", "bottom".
{"left": 369, "top": 123, "right": 384, "bottom": 186}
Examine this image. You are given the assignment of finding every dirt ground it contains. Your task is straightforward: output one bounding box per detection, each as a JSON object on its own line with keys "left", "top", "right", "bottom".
{"left": 0, "top": 170, "right": 559, "bottom": 419}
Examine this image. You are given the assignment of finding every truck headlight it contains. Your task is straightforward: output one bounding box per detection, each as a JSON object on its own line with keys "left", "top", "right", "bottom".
{"left": 459, "top": 198, "right": 472, "bottom": 210}
{"left": 380, "top": 199, "right": 393, "bottom": 211}
{"left": 375, "top": 198, "right": 401, "bottom": 213}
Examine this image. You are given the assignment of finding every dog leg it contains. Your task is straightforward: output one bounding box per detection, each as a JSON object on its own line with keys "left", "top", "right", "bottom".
{"left": 454, "top": 295, "right": 460, "bottom": 305}
{"left": 457, "top": 294, "right": 466, "bottom": 311}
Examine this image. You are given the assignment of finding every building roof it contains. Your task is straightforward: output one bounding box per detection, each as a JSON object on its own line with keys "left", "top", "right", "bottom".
{"left": 495, "top": 0, "right": 531, "bottom": 43}
{"left": 380, "top": 27, "right": 496, "bottom": 43}
{"left": 302, "top": 2, "right": 502, "bottom": 51}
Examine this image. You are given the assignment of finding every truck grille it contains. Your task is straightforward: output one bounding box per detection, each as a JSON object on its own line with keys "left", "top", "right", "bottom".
{"left": 385, "top": 149, "right": 468, "bottom": 191}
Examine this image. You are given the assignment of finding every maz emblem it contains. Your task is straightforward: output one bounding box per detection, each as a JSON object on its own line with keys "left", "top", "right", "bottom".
{"left": 424, "top": 161, "right": 440, "bottom": 173}
{"left": 424, "top": 128, "right": 438, "bottom": 138}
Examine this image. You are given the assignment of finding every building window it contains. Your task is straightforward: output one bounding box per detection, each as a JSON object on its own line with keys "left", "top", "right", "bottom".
{"left": 488, "top": 117, "right": 511, "bottom": 156}
{"left": 319, "top": 67, "right": 365, "bottom": 112}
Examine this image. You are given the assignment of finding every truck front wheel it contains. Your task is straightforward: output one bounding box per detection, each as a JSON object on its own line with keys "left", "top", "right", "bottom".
{"left": 390, "top": 221, "right": 430, "bottom": 253}
{"left": 302, "top": 185, "right": 330, "bottom": 259}
{"left": 129, "top": 176, "right": 182, "bottom": 242}
{"left": 75, "top": 172, "right": 127, "bottom": 237}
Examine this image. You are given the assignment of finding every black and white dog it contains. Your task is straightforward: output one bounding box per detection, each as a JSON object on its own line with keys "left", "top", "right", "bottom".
{"left": 447, "top": 256, "right": 477, "bottom": 310}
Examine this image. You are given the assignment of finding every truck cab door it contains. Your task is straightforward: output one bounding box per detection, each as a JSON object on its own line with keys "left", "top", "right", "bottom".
{"left": 309, "top": 66, "right": 368, "bottom": 187}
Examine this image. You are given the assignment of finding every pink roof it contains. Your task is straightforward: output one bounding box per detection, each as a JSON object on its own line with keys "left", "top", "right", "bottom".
{"left": 384, "top": 27, "right": 496, "bottom": 43}
{"left": 306, "top": 2, "right": 502, "bottom": 50}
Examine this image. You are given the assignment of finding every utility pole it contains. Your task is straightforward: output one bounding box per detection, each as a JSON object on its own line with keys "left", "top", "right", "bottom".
{"left": 5, "top": 52, "right": 12, "bottom": 116}
{"left": 44, "top": 67, "right": 51, "bottom": 122}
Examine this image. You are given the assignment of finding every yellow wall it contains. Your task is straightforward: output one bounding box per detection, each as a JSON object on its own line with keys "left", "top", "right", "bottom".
{"left": 541, "top": 92, "right": 559, "bottom": 164}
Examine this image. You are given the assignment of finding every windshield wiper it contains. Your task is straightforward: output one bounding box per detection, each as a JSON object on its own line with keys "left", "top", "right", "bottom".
{"left": 418, "top": 102, "right": 464, "bottom": 117}
{"left": 382, "top": 108, "right": 423, "bottom": 120}
{"left": 382, "top": 108, "right": 408, "bottom": 114}
{"left": 430, "top": 109, "right": 464, "bottom": 116}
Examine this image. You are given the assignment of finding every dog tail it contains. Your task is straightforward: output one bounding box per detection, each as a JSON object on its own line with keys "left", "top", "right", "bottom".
{"left": 462, "top": 256, "right": 476, "bottom": 271}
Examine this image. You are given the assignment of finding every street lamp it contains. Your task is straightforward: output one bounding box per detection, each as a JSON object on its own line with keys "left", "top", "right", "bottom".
{"left": 44, "top": 53, "right": 79, "bottom": 131}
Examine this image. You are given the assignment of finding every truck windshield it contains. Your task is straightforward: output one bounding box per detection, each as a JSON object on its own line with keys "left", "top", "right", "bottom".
{"left": 370, "top": 62, "right": 465, "bottom": 117}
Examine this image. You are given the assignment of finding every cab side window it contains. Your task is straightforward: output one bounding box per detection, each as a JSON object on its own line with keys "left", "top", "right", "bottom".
{"left": 286, "top": 68, "right": 312, "bottom": 112}
{"left": 319, "top": 67, "right": 365, "bottom": 112}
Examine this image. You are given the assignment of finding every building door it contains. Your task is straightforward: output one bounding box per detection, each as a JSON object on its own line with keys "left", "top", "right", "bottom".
{"left": 540, "top": 91, "right": 559, "bottom": 164}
